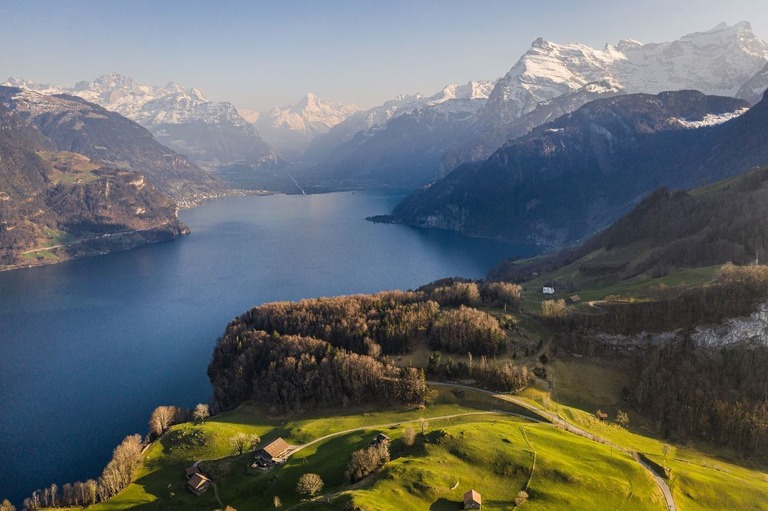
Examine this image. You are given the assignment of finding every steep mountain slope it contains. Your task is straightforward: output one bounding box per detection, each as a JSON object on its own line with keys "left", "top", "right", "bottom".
{"left": 490, "top": 168, "right": 768, "bottom": 288}
{"left": 0, "top": 103, "right": 187, "bottom": 269}
{"left": 253, "top": 93, "right": 360, "bottom": 158}
{"left": 389, "top": 90, "right": 753, "bottom": 247}
{"left": 439, "top": 79, "right": 625, "bottom": 177}
{"left": 4, "top": 74, "right": 276, "bottom": 169}
{"left": 0, "top": 86, "right": 225, "bottom": 202}
{"left": 738, "top": 61, "right": 768, "bottom": 104}
{"left": 449, "top": 22, "right": 768, "bottom": 173}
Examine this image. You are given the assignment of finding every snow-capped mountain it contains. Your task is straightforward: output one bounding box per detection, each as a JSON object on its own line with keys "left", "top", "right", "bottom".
{"left": 480, "top": 21, "right": 768, "bottom": 127}
{"left": 254, "top": 93, "right": 360, "bottom": 158}
{"left": 305, "top": 80, "right": 493, "bottom": 165}
{"left": 432, "top": 22, "right": 768, "bottom": 174}
{"left": 3, "top": 73, "right": 275, "bottom": 169}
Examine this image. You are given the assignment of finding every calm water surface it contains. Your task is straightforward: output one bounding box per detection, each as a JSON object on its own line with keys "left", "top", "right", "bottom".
{"left": 0, "top": 191, "right": 540, "bottom": 503}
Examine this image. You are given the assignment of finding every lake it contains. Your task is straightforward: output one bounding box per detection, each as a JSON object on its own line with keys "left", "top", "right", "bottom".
{"left": 0, "top": 191, "right": 540, "bottom": 504}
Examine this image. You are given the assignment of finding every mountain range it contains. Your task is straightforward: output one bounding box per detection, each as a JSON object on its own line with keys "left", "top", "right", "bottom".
{"left": 388, "top": 89, "right": 760, "bottom": 247}
{"left": 296, "top": 22, "right": 768, "bottom": 191}
{"left": 3, "top": 74, "right": 276, "bottom": 170}
{"left": 299, "top": 81, "right": 495, "bottom": 190}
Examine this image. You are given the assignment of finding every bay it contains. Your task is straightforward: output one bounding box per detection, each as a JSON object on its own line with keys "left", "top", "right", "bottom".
{"left": 0, "top": 191, "right": 540, "bottom": 504}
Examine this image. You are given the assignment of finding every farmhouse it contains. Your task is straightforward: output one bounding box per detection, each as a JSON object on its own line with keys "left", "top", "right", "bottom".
{"left": 464, "top": 489, "right": 482, "bottom": 509}
{"left": 184, "top": 465, "right": 201, "bottom": 479}
{"left": 254, "top": 437, "right": 291, "bottom": 463}
{"left": 187, "top": 472, "right": 211, "bottom": 496}
{"left": 542, "top": 286, "right": 555, "bottom": 294}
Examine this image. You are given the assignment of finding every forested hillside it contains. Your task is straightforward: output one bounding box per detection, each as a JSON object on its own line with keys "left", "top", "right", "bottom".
{"left": 208, "top": 283, "right": 528, "bottom": 412}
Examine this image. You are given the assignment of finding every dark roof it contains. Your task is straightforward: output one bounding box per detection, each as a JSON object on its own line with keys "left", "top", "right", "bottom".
{"left": 464, "top": 489, "right": 481, "bottom": 505}
{"left": 187, "top": 473, "right": 210, "bottom": 492}
{"left": 261, "top": 437, "right": 290, "bottom": 458}
{"left": 185, "top": 465, "right": 200, "bottom": 478}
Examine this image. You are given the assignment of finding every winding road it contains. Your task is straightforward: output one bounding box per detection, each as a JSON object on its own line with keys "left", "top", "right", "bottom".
{"left": 424, "top": 381, "right": 676, "bottom": 511}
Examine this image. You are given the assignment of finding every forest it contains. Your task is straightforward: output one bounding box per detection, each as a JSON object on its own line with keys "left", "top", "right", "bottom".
{"left": 208, "top": 281, "right": 525, "bottom": 412}
{"left": 635, "top": 339, "right": 768, "bottom": 453}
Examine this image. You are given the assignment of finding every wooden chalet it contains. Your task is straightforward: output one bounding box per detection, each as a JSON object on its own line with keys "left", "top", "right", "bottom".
{"left": 187, "top": 472, "right": 211, "bottom": 496}
{"left": 567, "top": 294, "right": 582, "bottom": 305}
{"left": 464, "top": 489, "right": 482, "bottom": 510}
{"left": 255, "top": 437, "right": 291, "bottom": 463}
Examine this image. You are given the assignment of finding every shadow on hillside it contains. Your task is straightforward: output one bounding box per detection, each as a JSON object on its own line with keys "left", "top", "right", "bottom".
{"left": 429, "top": 497, "right": 462, "bottom": 510}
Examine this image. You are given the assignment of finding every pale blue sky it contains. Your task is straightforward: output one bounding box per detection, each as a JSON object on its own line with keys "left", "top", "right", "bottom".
{"left": 1, "top": 0, "right": 766, "bottom": 111}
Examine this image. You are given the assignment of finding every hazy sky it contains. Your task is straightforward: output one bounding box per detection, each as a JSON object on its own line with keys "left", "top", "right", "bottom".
{"left": 1, "top": 0, "right": 767, "bottom": 111}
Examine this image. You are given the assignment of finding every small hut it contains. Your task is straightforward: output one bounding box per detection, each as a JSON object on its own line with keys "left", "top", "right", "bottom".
{"left": 567, "top": 294, "right": 582, "bottom": 305}
{"left": 254, "top": 437, "right": 291, "bottom": 463}
{"left": 187, "top": 472, "right": 211, "bottom": 496}
{"left": 464, "top": 489, "right": 482, "bottom": 510}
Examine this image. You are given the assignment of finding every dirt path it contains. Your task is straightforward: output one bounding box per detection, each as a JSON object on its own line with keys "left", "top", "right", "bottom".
{"left": 426, "top": 381, "right": 677, "bottom": 511}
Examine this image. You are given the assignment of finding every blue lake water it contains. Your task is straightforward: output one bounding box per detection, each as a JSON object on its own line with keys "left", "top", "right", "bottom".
{"left": 0, "top": 191, "right": 540, "bottom": 504}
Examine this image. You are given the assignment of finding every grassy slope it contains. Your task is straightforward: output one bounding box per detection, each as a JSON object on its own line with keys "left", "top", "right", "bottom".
{"left": 520, "top": 357, "right": 768, "bottom": 511}
{"left": 89, "top": 273, "right": 768, "bottom": 511}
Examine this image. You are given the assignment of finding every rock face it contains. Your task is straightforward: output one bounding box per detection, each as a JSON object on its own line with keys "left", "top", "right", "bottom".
{"left": 0, "top": 86, "right": 225, "bottom": 202}
{"left": 253, "top": 92, "right": 361, "bottom": 159}
{"left": 693, "top": 301, "right": 768, "bottom": 348}
{"left": 0, "top": 102, "right": 187, "bottom": 270}
{"left": 390, "top": 90, "right": 755, "bottom": 247}
{"left": 4, "top": 73, "right": 276, "bottom": 169}
{"left": 587, "top": 300, "right": 768, "bottom": 354}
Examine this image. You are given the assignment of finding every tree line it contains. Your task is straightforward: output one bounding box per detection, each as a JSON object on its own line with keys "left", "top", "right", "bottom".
{"left": 22, "top": 434, "right": 143, "bottom": 510}
{"left": 426, "top": 352, "right": 533, "bottom": 392}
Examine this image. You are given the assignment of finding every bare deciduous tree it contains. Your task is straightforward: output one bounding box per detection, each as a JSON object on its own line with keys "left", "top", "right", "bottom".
{"left": 230, "top": 432, "right": 250, "bottom": 455}
{"left": 149, "top": 406, "right": 177, "bottom": 438}
{"left": 296, "top": 473, "right": 324, "bottom": 498}
{"left": 402, "top": 425, "right": 416, "bottom": 447}
{"left": 193, "top": 403, "right": 210, "bottom": 423}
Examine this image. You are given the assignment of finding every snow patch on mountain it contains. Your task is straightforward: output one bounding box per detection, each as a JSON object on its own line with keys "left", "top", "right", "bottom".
{"left": 674, "top": 108, "right": 749, "bottom": 128}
